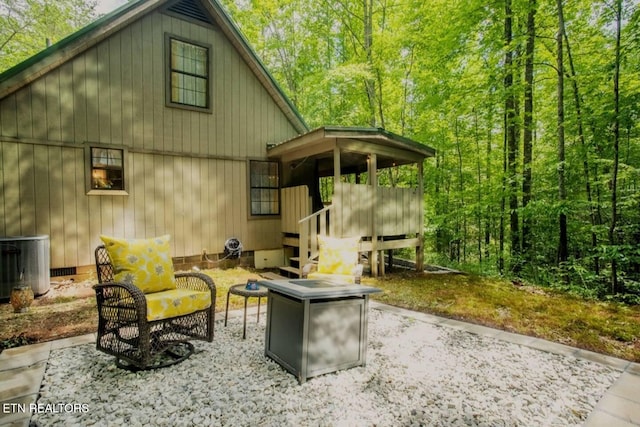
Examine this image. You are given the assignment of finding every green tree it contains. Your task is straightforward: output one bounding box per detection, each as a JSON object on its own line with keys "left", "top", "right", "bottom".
{"left": 219, "top": 0, "right": 640, "bottom": 296}
{"left": 0, "top": 0, "right": 98, "bottom": 72}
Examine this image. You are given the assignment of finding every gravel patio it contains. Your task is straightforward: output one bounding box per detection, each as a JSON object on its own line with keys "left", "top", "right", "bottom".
{"left": 7, "top": 302, "right": 635, "bottom": 426}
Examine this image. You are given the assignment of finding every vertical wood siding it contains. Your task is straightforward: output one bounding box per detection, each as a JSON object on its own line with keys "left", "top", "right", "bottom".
{"left": 281, "top": 185, "right": 311, "bottom": 234}
{"left": 0, "top": 10, "right": 298, "bottom": 268}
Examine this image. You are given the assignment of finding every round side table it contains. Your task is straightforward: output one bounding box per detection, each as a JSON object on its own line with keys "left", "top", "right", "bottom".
{"left": 224, "top": 283, "right": 268, "bottom": 339}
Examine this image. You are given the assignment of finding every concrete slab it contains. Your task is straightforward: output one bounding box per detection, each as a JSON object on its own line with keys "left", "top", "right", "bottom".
{"left": 576, "top": 348, "right": 631, "bottom": 371}
{"left": 590, "top": 393, "right": 640, "bottom": 425}
{"left": 608, "top": 372, "right": 640, "bottom": 404}
{"left": 494, "top": 330, "right": 537, "bottom": 347}
{"left": 50, "top": 333, "right": 95, "bottom": 351}
{"left": 0, "top": 362, "right": 46, "bottom": 402}
{"left": 584, "top": 409, "right": 637, "bottom": 427}
{"left": 0, "top": 394, "right": 36, "bottom": 426}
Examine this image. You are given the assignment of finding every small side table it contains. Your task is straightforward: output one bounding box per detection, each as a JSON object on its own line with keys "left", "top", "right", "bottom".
{"left": 224, "top": 283, "right": 268, "bottom": 339}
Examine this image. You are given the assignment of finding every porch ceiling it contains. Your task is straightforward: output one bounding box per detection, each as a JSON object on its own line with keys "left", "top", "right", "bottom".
{"left": 267, "top": 126, "right": 436, "bottom": 176}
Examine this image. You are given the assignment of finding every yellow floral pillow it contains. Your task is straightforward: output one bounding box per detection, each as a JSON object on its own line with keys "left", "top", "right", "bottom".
{"left": 317, "top": 235, "right": 360, "bottom": 275}
{"left": 100, "top": 235, "right": 177, "bottom": 294}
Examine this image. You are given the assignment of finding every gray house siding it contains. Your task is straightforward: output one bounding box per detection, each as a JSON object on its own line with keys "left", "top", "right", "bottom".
{"left": 0, "top": 7, "right": 299, "bottom": 269}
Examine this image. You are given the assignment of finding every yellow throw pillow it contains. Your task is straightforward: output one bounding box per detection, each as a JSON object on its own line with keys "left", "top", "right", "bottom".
{"left": 100, "top": 235, "right": 177, "bottom": 294}
{"left": 317, "top": 235, "right": 360, "bottom": 275}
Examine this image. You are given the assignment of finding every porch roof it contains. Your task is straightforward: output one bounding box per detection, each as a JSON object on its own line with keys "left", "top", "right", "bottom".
{"left": 267, "top": 126, "right": 436, "bottom": 176}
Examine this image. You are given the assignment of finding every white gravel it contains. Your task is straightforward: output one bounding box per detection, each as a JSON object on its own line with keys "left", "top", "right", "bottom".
{"left": 32, "top": 307, "right": 619, "bottom": 426}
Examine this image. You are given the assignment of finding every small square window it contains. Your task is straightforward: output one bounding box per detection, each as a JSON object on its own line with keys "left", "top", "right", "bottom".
{"left": 90, "top": 148, "right": 124, "bottom": 190}
{"left": 250, "top": 160, "right": 279, "bottom": 216}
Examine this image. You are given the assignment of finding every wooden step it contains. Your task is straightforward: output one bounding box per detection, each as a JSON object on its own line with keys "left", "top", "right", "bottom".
{"left": 282, "top": 236, "right": 300, "bottom": 247}
{"left": 278, "top": 265, "right": 301, "bottom": 278}
{"left": 260, "top": 271, "right": 289, "bottom": 280}
{"left": 289, "top": 256, "right": 301, "bottom": 268}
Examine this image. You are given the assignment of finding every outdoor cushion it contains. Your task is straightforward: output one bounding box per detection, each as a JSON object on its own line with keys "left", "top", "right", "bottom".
{"left": 144, "top": 289, "right": 211, "bottom": 322}
{"left": 316, "top": 235, "right": 360, "bottom": 275}
{"left": 100, "top": 235, "right": 177, "bottom": 294}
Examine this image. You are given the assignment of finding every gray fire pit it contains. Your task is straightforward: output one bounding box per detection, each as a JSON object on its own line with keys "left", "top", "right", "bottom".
{"left": 258, "top": 279, "right": 381, "bottom": 384}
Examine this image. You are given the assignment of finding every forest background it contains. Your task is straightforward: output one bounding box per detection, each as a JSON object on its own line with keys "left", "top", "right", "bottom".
{"left": 1, "top": 0, "right": 639, "bottom": 302}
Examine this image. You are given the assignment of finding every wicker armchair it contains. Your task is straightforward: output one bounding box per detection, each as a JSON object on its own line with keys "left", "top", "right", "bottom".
{"left": 94, "top": 245, "right": 216, "bottom": 370}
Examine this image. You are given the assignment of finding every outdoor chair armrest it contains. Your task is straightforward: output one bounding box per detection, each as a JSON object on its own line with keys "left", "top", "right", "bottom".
{"left": 175, "top": 272, "right": 216, "bottom": 294}
{"left": 93, "top": 281, "right": 147, "bottom": 323}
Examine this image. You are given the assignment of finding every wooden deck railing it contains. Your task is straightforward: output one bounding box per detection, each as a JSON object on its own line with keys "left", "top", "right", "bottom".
{"left": 281, "top": 183, "right": 423, "bottom": 276}
{"left": 298, "top": 205, "right": 333, "bottom": 268}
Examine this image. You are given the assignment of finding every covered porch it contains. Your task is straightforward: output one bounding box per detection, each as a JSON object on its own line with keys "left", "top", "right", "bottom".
{"left": 268, "top": 126, "right": 436, "bottom": 277}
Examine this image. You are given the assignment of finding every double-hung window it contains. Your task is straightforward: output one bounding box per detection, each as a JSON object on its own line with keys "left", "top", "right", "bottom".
{"left": 167, "top": 35, "right": 210, "bottom": 111}
{"left": 250, "top": 161, "right": 280, "bottom": 216}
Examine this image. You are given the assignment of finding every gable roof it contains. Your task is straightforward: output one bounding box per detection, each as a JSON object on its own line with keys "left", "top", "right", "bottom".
{"left": 0, "top": 0, "right": 308, "bottom": 134}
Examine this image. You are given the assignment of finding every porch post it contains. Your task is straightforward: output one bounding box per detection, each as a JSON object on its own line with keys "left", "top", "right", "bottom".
{"left": 416, "top": 160, "right": 425, "bottom": 271}
{"left": 333, "top": 146, "right": 341, "bottom": 236}
{"left": 370, "top": 153, "right": 378, "bottom": 277}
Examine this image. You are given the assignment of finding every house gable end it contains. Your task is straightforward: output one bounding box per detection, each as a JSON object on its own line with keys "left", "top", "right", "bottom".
{"left": 0, "top": 0, "right": 307, "bottom": 134}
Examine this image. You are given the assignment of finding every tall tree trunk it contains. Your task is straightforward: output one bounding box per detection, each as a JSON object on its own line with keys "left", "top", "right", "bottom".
{"left": 563, "top": 23, "right": 600, "bottom": 274}
{"left": 500, "top": 109, "right": 507, "bottom": 274}
{"left": 505, "top": 0, "right": 520, "bottom": 267}
{"left": 434, "top": 151, "right": 447, "bottom": 255}
{"left": 486, "top": 104, "right": 494, "bottom": 262}
{"left": 474, "top": 108, "right": 483, "bottom": 263}
{"left": 556, "top": 0, "right": 568, "bottom": 266}
{"left": 609, "top": 0, "right": 622, "bottom": 293}
{"left": 400, "top": 46, "right": 415, "bottom": 134}
{"left": 363, "top": 0, "right": 377, "bottom": 127}
{"left": 522, "top": 0, "right": 536, "bottom": 258}
{"left": 455, "top": 119, "right": 467, "bottom": 262}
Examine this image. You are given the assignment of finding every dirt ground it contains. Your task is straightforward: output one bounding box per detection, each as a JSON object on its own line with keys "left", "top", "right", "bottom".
{"left": 1, "top": 267, "right": 258, "bottom": 351}
{"left": 0, "top": 279, "right": 98, "bottom": 351}
{"left": 38, "top": 278, "right": 96, "bottom": 300}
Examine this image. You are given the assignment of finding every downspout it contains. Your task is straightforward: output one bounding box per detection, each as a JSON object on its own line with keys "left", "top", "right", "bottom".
{"left": 333, "top": 144, "right": 341, "bottom": 237}
{"left": 417, "top": 160, "right": 425, "bottom": 271}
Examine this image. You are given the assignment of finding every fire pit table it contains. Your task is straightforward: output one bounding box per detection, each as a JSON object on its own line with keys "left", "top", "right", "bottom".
{"left": 258, "top": 279, "right": 381, "bottom": 384}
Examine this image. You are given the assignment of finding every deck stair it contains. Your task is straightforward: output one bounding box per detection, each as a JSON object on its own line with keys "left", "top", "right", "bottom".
{"left": 277, "top": 254, "right": 318, "bottom": 278}
{"left": 278, "top": 202, "right": 329, "bottom": 278}
{"left": 259, "top": 271, "right": 289, "bottom": 280}
{"left": 278, "top": 265, "right": 301, "bottom": 278}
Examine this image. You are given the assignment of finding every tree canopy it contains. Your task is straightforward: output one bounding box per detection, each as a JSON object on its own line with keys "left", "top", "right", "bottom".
{"left": 222, "top": 0, "right": 640, "bottom": 300}
{"left": 0, "top": 0, "right": 98, "bottom": 72}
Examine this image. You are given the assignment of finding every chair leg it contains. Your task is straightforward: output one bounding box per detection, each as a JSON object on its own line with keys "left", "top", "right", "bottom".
{"left": 242, "top": 297, "right": 248, "bottom": 339}
{"left": 224, "top": 290, "right": 231, "bottom": 327}
{"left": 257, "top": 297, "right": 261, "bottom": 323}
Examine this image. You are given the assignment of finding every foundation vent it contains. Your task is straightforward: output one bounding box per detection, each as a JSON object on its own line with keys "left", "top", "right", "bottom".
{"left": 50, "top": 267, "right": 77, "bottom": 277}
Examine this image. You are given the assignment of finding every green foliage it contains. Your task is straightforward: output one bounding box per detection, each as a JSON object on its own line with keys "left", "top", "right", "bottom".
{"left": 220, "top": 0, "right": 639, "bottom": 301}
{"left": 0, "top": 0, "right": 98, "bottom": 72}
